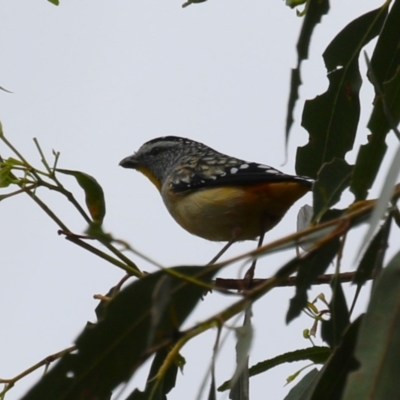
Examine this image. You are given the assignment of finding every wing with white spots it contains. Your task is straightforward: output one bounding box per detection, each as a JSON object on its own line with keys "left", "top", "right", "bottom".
{"left": 170, "top": 160, "right": 313, "bottom": 193}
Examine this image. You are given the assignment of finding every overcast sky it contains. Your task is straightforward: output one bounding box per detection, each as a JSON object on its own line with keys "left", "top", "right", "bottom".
{"left": 1, "top": 1, "right": 392, "bottom": 399}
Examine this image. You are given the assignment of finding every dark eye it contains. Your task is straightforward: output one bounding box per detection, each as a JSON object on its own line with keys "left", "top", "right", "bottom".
{"left": 150, "top": 147, "right": 162, "bottom": 156}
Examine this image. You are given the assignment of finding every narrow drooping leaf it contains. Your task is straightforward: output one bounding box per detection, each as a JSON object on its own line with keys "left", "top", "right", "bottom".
{"left": 321, "top": 275, "right": 350, "bottom": 348}
{"left": 285, "top": 0, "right": 307, "bottom": 9}
{"left": 353, "top": 215, "right": 392, "bottom": 286}
{"left": 125, "top": 348, "right": 180, "bottom": 400}
{"left": 343, "top": 250, "right": 400, "bottom": 400}
{"left": 250, "top": 346, "right": 329, "bottom": 377}
{"left": 94, "top": 286, "right": 116, "bottom": 321}
{"left": 182, "top": 0, "right": 207, "bottom": 7}
{"left": 207, "top": 370, "right": 217, "bottom": 400}
{"left": 305, "top": 316, "right": 362, "bottom": 400}
{"left": 312, "top": 158, "right": 353, "bottom": 222}
{"left": 370, "top": 0, "right": 400, "bottom": 85}
{"left": 357, "top": 147, "right": 400, "bottom": 260}
{"left": 285, "top": 0, "right": 330, "bottom": 141}
{"left": 0, "top": 84, "right": 12, "bottom": 93}
{"left": 296, "top": 5, "right": 388, "bottom": 178}
{"left": 0, "top": 163, "right": 13, "bottom": 188}
{"left": 297, "top": 204, "right": 314, "bottom": 251}
{"left": 219, "top": 346, "right": 330, "bottom": 391}
{"left": 207, "top": 328, "right": 221, "bottom": 400}
{"left": 286, "top": 239, "right": 340, "bottom": 323}
{"left": 57, "top": 168, "right": 106, "bottom": 224}
{"left": 21, "top": 266, "right": 215, "bottom": 400}
{"left": 148, "top": 275, "right": 172, "bottom": 348}
{"left": 350, "top": 0, "right": 400, "bottom": 200}
{"left": 284, "top": 368, "right": 319, "bottom": 400}
{"left": 229, "top": 310, "right": 253, "bottom": 400}
{"left": 351, "top": 68, "right": 400, "bottom": 200}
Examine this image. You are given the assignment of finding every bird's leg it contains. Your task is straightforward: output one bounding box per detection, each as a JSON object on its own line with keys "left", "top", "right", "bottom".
{"left": 207, "top": 237, "right": 236, "bottom": 265}
{"left": 243, "top": 216, "right": 269, "bottom": 287}
{"left": 243, "top": 230, "right": 265, "bottom": 287}
{"left": 207, "top": 228, "right": 241, "bottom": 265}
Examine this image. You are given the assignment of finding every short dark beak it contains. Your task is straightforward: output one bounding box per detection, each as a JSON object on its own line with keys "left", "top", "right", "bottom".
{"left": 119, "top": 155, "right": 138, "bottom": 169}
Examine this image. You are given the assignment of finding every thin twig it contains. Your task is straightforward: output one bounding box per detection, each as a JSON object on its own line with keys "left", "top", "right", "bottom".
{"left": 63, "top": 234, "right": 142, "bottom": 276}
{"left": 33, "top": 137, "right": 52, "bottom": 174}
{"left": 0, "top": 184, "right": 38, "bottom": 200}
{"left": 0, "top": 346, "right": 76, "bottom": 395}
{"left": 214, "top": 271, "right": 360, "bottom": 291}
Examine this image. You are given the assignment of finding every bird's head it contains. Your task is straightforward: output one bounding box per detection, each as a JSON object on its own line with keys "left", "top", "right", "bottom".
{"left": 119, "top": 136, "right": 208, "bottom": 191}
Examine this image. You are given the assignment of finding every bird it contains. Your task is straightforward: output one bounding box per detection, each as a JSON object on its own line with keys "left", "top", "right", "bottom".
{"left": 120, "top": 136, "right": 312, "bottom": 263}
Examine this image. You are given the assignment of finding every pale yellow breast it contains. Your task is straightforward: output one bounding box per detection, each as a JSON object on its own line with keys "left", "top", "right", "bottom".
{"left": 162, "top": 183, "right": 308, "bottom": 241}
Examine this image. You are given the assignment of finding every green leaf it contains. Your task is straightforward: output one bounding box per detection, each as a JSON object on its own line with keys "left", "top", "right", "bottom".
{"left": 343, "top": 250, "right": 400, "bottom": 400}
{"left": 5, "top": 157, "right": 26, "bottom": 166}
{"left": 148, "top": 275, "right": 173, "bottom": 348}
{"left": 0, "top": 164, "right": 13, "bottom": 188}
{"left": 0, "top": 84, "right": 12, "bottom": 93}
{"left": 369, "top": 0, "right": 400, "bottom": 91}
{"left": 182, "top": 0, "right": 207, "bottom": 8}
{"left": 286, "top": 239, "right": 340, "bottom": 323}
{"left": 321, "top": 275, "right": 350, "bottom": 348}
{"left": 305, "top": 316, "right": 362, "bottom": 400}
{"left": 94, "top": 285, "right": 117, "bottom": 321}
{"left": 57, "top": 168, "right": 106, "bottom": 224}
{"left": 357, "top": 143, "right": 400, "bottom": 260}
{"left": 350, "top": 0, "right": 400, "bottom": 200}
{"left": 250, "top": 346, "right": 330, "bottom": 376}
{"left": 21, "top": 266, "right": 215, "bottom": 400}
{"left": 286, "top": 0, "right": 330, "bottom": 142}
{"left": 205, "top": 327, "right": 221, "bottom": 400}
{"left": 229, "top": 311, "right": 252, "bottom": 400}
{"left": 219, "top": 346, "right": 330, "bottom": 392}
{"left": 208, "top": 373, "right": 217, "bottom": 400}
{"left": 351, "top": 68, "right": 400, "bottom": 200}
{"left": 353, "top": 215, "right": 392, "bottom": 286}
{"left": 284, "top": 368, "right": 319, "bottom": 400}
{"left": 125, "top": 348, "right": 180, "bottom": 400}
{"left": 296, "top": 5, "right": 388, "bottom": 178}
{"left": 207, "top": 368, "right": 217, "bottom": 400}
{"left": 312, "top": 158, "right": 353, "bottom": 222}
{"left": 285, "top": 0, "right": 308, "bottom": 9}
{"left": 47, "top": 0, "right": 59, "bottom": 5}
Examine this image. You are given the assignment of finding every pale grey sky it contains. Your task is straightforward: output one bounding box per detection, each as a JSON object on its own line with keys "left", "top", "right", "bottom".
{"left": 1, "top": 1, "right": 390, "bottom": 399}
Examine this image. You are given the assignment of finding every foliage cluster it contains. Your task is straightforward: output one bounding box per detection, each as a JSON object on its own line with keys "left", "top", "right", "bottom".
{"left": 1, "top": 1, "right": 400, "bottom": 399}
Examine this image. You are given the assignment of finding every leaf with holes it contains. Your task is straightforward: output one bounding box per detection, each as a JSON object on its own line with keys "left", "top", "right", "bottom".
{"left": 351, "top": 67, "right": 400, "bottom": 200}
{"left": 296, "top": 5, "right": 388, "bottom": 178}
{"left": 286, "top": 0, "right": 329, "bottom": 142}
